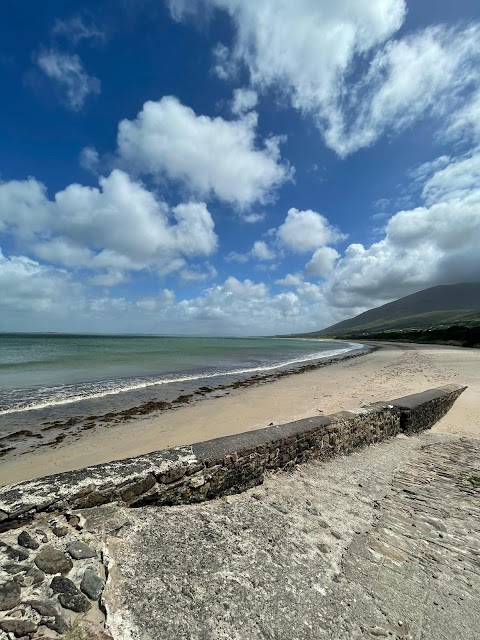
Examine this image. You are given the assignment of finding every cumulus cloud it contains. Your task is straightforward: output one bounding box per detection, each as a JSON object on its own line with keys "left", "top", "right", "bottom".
{"left": 276, "top": 208, "right": 346, "bottom": 253}
{"left": 34, "top": 49, "right": 100, "bottom": 111}
{"left": 116, "top": 96, "right": 292, "bottom": 208}
{"left": 0, "top": 249, "right": 79, "bottom": 317}
{"left": 168, "top": 1, "right": 480, "bottom": 156}
{"left": 0, "top": 169, "right": 218, "bottom": 283}
{"left": 322, "top": 151, "right": 480, "bottom": 308}
{"left": 305, "top": 246, "right": 340, "bottom": 277}
{"left": 231, "top": 88, "right": 258, "bottom": 115}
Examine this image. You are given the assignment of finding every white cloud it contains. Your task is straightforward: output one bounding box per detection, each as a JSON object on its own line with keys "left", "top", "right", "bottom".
{"left": 322, "top": 150, "right": 480, "bottom": 308}
{"left": 225, "top": 239, "right": 275, "bottom": 263}
{"left": 79, "top": 146, "right": 100, "bottom": 173}
{"left": 0, "top": 169, "right": 217, "bottom": 283}
{"left": 241, "top": 212, "right": 266, "bottom": 224}
{"left": 276, "top": 207, "right": 346, "bottom": 253}
{"left": 168, "top": 1, "right": 480, "bottom": 156}
{"left": 231, "top": 88, "right": 258, "bottom": 115}
{"left": 52, "top": 15, "right": 106, "bottom": 45}
{"left": 116, "top": 96, "right": 292, "bottom": 207}
{"left": 324, "top": 25, "right": 480, "bottom": 156}
{"left": 305, "top": 246, "right": 340, "bottom": 277}
{"left": 34, "top": 49, "right": 100, "bottom": 111}
{"left": 251, "top": 240, "right": 275, "bottom": 261}
{"left": 275, "top": 273, "right": 304, "bottom": 287}
{"left": 421, "top": 150, "right": 480, "bottom": 205}
{"left": 0, "top": 248, "right": 79, "bottom": 316}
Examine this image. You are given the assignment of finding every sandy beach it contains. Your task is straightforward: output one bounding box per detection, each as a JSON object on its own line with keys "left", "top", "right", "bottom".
{"left": 1, "top": 341, "right": 479, "bottom": 486}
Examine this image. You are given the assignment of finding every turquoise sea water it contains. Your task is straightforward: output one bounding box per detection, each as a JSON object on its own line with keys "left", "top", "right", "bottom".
{"left": 0, "top": 333, "right": 362, "bottom": 414}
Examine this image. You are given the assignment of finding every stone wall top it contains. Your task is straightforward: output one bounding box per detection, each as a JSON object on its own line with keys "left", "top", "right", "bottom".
{"left": 0, "top": 384, "right": 466, "bottom": 527}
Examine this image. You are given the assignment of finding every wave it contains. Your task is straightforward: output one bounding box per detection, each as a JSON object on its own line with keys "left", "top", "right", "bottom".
{"left": 0, "top": 342, "right": 365, "bottom": 415}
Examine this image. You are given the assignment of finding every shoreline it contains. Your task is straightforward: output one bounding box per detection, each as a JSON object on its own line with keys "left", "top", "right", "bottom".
{"left": 1, "top": 341, "right": 479, "bottom": 486}
{"left": 0, "top": 344, "right": 371, "bottom": 459}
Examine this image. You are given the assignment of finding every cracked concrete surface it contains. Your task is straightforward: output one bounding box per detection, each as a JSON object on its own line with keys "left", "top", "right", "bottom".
{"left": 98, "top": 430, "right": 480, "bottom": 639}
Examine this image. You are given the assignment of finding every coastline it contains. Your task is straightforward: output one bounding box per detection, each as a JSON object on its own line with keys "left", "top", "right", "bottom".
{"left": 1, "top": 341, "right": 479, "bottom": 486}
{"left": 0, "top": 343, "right": 370, "bottom": 459}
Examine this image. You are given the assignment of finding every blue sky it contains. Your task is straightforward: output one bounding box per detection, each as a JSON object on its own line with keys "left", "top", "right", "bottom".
{"left": 1, "top": 0, "right": 480, "bottom": 334}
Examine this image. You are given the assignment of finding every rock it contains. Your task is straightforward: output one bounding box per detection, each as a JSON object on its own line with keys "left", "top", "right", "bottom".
{"left": 58, "top": 590, "right": 91, "bottom": 613}
{"left": 26, "top": 599, "right": 58, "bottom": 617}
{"left": 17, "top": 530, "right": 39, "bottom": 550}
{"left": 66, "top": 540, "right": 96, "bottom": 560}
{"left": 34, "top": 546, "right": 73, "bottom": 575}
{"left": 0, "top": 544, "right": 29, "bottom": 562}
{"left": 50, "top": 575, "right": 77, "bottom": 595}
{"left": 52, "top": 525, "right": 69, "bottom": 538}
{"left": 26, "top": 567, "right": 45, "bottom": 585}
{"left": 35, "top": 529, "right": 48, "bottom": 543}
{"left": 317, "top": 543, "right": 330, "bottom": 553}
{"left": 2, "top": 563, "right": 28, "bottom": 575}
{"left": 81, "top": 568, "right": 105, "bottom": 600}
{"left": 0, "top": 580, "right": 21, "bottom": 611}
{"left": 67, "top": 515, "right": 80, "bottom": 528}
{"left": 45, "top": 615, "right": 68, "bottom": 634}
{"left": 0, "top": 619, "right": 37, "bottom": 636}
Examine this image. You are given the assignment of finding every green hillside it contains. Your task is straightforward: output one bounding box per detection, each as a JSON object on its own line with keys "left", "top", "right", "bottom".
{"left": 291, "top": 283, "right": 480, "bottom": 343}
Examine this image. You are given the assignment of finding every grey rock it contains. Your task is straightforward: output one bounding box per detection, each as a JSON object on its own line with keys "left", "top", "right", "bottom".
{"left": 66, "top": 540, "right": 96, "bottom": 560}
{"left": 0, "top": 619, "right": 37, "bottom": 636}
{"left": 50, "top": 575, "right": 77, "bottom": 595}
{"left": 34, "top": 545, "right": 72, "bottom": 575}
{"left": 0, "top": 543, "right": 29, "bottom": 562}
{"left": 317, "top": 543, "right": 330, "bottom": 553}
{"left": 26, "top": 599, "right": 58, "bottom": 617}
{"left": 45, "top": 615, "right": 68, "bottom": 634}
{"left": 52, "top": 525, "right": 69, "bottom": 538}
{"left": 58, "top": 590, "right": 91, "bottom": 613}
{"left": 2, "top": 563, "right": 28, "bottom": 575}
{"left": 81, "top": 568, "right": 105, "bottom": 600}
{"left": 0, "top": 580, "right": 21, "bottom": 611}
{"left": 17, "top": 530, "right": 39, "bottom": 550}
{"left": 26, "top": 566, "right": 45, "bottom": 585}
{"left": 67, "top": 514, "right": 80, "bottom": 528}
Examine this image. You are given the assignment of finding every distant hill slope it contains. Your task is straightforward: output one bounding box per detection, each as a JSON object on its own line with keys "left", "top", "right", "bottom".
{"left": 301, "top": 283, "right": 480, "bottom": 337}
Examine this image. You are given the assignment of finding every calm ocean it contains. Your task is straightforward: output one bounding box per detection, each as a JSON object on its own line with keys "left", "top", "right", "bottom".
{"left": 0, "top": 333, "right": 362, "bottom": 415}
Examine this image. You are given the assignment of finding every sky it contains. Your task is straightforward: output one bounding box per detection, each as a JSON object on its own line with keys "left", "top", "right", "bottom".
{"left": 0, "top": 0, "right": 480, "bottom": 335}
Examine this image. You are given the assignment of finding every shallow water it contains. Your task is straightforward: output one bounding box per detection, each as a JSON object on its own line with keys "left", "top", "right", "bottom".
{"left": 0, "top": 333, "right": 360, "bottom": 415}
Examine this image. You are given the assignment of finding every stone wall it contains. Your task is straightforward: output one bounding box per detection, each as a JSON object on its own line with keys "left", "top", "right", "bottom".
{"left": 0, "top": 384, "right": 465, "bottom": 529}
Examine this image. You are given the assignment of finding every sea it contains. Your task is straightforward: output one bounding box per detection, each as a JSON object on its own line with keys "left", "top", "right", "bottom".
{"left": 0, "top": 333, "right": 365, "bottom": 451}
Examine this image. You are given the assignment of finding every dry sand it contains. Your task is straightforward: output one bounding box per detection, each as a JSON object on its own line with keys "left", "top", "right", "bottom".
{"left": 1, "top": 342, "right": 479, "bottom": 486}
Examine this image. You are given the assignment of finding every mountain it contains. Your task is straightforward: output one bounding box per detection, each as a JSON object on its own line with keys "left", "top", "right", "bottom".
{"left": 300, "top": 282, "right": 480, "bottom": 337}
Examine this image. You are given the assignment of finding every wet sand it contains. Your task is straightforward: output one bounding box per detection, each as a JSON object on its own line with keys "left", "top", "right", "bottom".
{"left": 1, "top": 342, "right": 478, "bottom": 486}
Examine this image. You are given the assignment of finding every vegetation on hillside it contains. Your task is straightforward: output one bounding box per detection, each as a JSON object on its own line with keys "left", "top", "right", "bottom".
{"left": 332, "top": 325, "right": 480, "bottom": 348}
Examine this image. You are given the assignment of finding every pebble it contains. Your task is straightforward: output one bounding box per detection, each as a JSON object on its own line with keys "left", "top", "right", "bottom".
{"left": 2, "top": 563, "right": 28, "bottom": 575}
{"left": 0, "top": 544, "right": 29, "bottom": 562}
{"left": 66, "top": 540, "right": 96, "bottom": 560}
{"left": 26, "top": 599, "right": 58, "bottom": 617}
{"left": 0, "top": 618, "right": 38, "bottom": 636}
{"left": 45, "top": 615, "right": 68, "bottom": 634}
{"left": 317, "top": 543, "right": 330, "bottom": 554}
{"left": 26, "top": 566, "right": 45, "bottom": 585}
{"left": 50, "top": 575, "right": 77, "bottom": 595}
{"left": 0, "top": 580, "right": 21, "bottom": 611}
{"left": 35, "top": 546, "right": 73, "bottom": 575}
{"left": 81, "top": 568, "right": 105, "bottom": 600}
{"left": 17, "top": 531, "right": 39, "bottom": 550}
{"left": 67, "top": 515, "right": 80, "bottom": 528}
{"left": 52, "top": 525, "right": 69, "bottom": 538}
{"left": 58, "top": 590, "right": 91, "bottom": 613}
